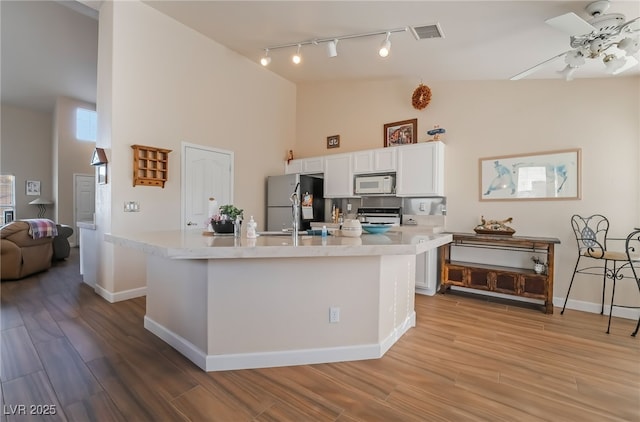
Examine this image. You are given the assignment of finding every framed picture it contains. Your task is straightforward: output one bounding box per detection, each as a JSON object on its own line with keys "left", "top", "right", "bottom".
{"left": 384, "top": 119, "right": 417, "bottom": 147}
{"left": 3, "top": 210, "right": 14, "bottom": 224}
{"left": 26, "top": 180, "right": 40, "bottom": 196}
{"left": 479, "top": 148, "right": 581, "bottom": 201}
{"left": 326, "top": 135, "right": 340, "bottom": 149}
{"left": 97, "top": 165, "right": 107, "bottom": 185}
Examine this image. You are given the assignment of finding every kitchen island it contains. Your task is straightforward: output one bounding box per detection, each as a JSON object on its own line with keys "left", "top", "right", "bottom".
{"left": 105, "top": 229, "right": 451, "bottom": 371}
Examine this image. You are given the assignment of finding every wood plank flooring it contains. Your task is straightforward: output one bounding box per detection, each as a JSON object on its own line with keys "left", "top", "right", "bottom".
{"left": 1, "top": 249, "right": 638, "bottom": 421}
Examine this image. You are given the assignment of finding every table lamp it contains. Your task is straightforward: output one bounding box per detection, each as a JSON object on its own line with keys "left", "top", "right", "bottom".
{"left": 28, "top": 197, "right": 54, "bottom": 218}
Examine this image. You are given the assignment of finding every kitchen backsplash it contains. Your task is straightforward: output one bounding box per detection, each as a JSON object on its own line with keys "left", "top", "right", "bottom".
{"left": 325, "top": 196, "right": 446, "bottom": 227}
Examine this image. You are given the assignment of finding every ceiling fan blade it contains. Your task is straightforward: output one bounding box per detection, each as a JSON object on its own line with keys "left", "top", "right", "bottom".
{"left": 510, "top": 51, "right": 569, "bottom": 80}
{"left": 545, "top": 12, "right": 597, "bottom": 36}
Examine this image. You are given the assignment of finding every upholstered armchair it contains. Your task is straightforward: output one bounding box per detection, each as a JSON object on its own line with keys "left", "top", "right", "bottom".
{"left": 1, "top": 221, "right": 53, "bottom": 280}
{"left": 53, "top": 224, "right": 74, "bottom": 260}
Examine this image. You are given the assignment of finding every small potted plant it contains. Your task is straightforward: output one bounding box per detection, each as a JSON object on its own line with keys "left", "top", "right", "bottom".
{"left": 531, "top": 256, "right": 546, "bottom": 274}
{"left": 210, "top": 204, "right": 243, "bottom": 234}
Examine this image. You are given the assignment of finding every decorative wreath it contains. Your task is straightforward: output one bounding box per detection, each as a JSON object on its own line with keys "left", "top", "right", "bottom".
{"left": 411, "top": 83, "right": 432, "bottom": 110}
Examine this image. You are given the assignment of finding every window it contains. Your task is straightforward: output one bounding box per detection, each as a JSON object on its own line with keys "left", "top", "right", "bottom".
{"left": 0, "top": 175, "right": 16, "bottom": 225}
{"left": 76, "top": 108, "right": 97, "bottom": 142}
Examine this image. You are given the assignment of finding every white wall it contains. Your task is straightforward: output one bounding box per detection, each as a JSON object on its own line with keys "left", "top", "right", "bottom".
{"left": 96, "top": 1, "right": 296, "bottom": 296}
{"left": 296, "top": 77, "right": 640, "bottom": 312}
{"left": 0, "top": 105, "right": 53, "bottom": 219}
{"left": 52, "top": 96, "right": 96, "bottom": 227}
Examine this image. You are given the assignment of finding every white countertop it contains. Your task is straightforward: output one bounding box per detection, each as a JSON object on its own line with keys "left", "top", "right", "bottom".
{"left": 105, "top": 229, "right": 452, "bottom": 260}
{"left": 77, "top": 220, "right": 96, "bottom": 230}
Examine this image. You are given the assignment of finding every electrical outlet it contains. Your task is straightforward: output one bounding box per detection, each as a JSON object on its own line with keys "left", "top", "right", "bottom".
{"left": 329, "top": 307, "right": 340, "bottom": 323}
{"left": 347, "top": 203, "right": 352, "bottom": 212}
{"left": 419, "top": 202, "right": 426, "bottom": 211}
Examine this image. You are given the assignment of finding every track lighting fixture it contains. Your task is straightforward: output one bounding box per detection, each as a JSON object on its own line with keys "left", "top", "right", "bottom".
{"left": 259, "top": 27, "right": 407, "bottom": 66}
{"left": 327, "top": 39, "right": 338, "bottom": 58}
{"left": 292, "top": 44, "right": 302, "bottom": 64}
{"left": 260, "top": 49, "right": 271, "bottom": 66}
{"left": 379, "top": 32, "right": 391, "bottom": 57}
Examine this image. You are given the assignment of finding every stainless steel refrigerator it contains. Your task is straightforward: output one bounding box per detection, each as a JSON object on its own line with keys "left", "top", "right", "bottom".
{"left": 267, "top": 174, "right": 324, "bottom": 231}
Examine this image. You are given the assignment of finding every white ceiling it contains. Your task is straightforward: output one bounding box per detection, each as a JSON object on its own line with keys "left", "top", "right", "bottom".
{"left": 2, "top": 1, "right": 639, "bottom": 113}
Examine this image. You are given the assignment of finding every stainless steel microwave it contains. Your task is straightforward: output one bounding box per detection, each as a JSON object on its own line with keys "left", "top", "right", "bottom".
{"left": 354, "top": 174, "right": 395, "bottom": 195}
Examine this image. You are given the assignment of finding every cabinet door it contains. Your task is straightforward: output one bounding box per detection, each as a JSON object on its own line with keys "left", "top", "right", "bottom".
{"left": 373, "top": 148, "right": 397, "bottom": 172}
{"left": 285, "top": 159, "right": 303, "bottom": 175}
{"left": 324, "top": 154, "right": 353, "bottom": 198}
{"left": 415, "top": 248, "right": 438, "bottom": 295}
{"left": 303, "top": 157, "right": 324, "bottom": 174}
{"left": 352, "top": 151, "right": 373, "bottom": 174}
{"left": 396, "top": 142, "right": 444, "bottom": 196}
{"left": 285, "top": 157, "right": 324, "bottom": 175}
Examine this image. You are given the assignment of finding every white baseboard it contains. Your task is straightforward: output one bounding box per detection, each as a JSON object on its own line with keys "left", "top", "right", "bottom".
{"left": 94, "top": 284, "right": 147, "bottom": 303}
{"left": 554, "top": 297, "right": 640, "bottom": 320}
{"left": 144, "top": 313, "right": 416, "bottom": 372}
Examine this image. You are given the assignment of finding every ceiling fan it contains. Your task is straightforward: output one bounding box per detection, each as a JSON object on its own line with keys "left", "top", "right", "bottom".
{"left": 511, "top": 0, "right": 640, "bottom": 80}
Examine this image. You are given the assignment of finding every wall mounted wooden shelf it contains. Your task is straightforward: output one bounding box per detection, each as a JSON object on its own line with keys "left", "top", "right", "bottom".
{"left": 439, "top": 233, "right": 560, "bottom": 314}
{"left": 131, "top": 144, "right": 172, "bottom": 188}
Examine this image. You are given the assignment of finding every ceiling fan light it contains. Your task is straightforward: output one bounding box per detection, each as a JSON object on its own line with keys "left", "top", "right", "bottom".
{"left": 618, "top": 37, "right": 640, "bottom": 55}
{"left": 565, "top": 50, "right": 585, "bottom": 67}
{"left": 379, "top": 32, "right": 391, "bottom": 57}
{"left": 260, "top": 49, "right": 271, "bottom": 66}
{"left": 292, "top": 44, "right": 302, "bottom": 64}
{"left": 559, "top": 65, "right": 578, "bottom": 81}
{"left": 327, "top": 39, "right": 338, "bottom": 58}
{"left": 603, "top": 54, "right": 625, "bottom": 73}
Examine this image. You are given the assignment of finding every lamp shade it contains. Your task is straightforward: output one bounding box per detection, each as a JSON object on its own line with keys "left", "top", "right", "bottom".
{"left": 91, "top": 148, "right": 108, "bottom": 166}
{"left": 28, "top": 198, "right": 53, "bottom": 205}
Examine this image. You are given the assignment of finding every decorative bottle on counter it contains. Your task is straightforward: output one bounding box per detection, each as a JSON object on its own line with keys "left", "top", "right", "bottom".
{"left": 247, "top": 216, "right": 258, "bottom": 239}
{"left": 234, "top": 216, "right": 241, "bottom": 238}
{"left": 321, "top": 225, "right": 328, "bottom": 238}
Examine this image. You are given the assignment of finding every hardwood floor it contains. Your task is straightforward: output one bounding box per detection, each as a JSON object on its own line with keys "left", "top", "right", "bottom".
{"left": 1, "top": 249, "right": 638, "bottom": 421}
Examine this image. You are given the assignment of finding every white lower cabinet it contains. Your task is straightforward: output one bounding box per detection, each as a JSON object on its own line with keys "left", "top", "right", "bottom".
{"left": 396, "top": 142, "right": 444, "bottom": 196}
{"left": 324, "top": 153, "right": 354, "bottom": 198}
{"left": 415, "top": 247, "right": 438, "bottom": 295}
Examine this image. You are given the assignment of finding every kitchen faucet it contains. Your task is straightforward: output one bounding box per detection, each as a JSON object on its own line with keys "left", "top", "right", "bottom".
{"left": 290, "top": 182, "right": 300, "bottom": 238}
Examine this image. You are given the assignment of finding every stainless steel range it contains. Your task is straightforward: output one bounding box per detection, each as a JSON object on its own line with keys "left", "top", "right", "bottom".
{"left": 356, "top": 207, "right": 402, "bottom": 226}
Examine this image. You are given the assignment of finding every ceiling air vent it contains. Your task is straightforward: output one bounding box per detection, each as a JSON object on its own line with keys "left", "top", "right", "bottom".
{"left": 409, "top": 23, "right": 445, "bottom": 40}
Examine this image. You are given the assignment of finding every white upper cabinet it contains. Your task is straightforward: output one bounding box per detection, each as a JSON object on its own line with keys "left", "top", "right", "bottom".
{"left": 324, "top": 153, "right": 354, "bottom": 198}
{"left": 285, "top": 156, "right": 325, "bottom": 175}
{"left": 373, "top": 147, "right": 397, "bottom": 172}
{"left": 396, "top": 142, "right": 445, "bottom": 197}
{"left": 352, "top": 148, "right": 397, "bottom": 174}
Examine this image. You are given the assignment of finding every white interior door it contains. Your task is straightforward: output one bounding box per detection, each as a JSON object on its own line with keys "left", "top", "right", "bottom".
{"left": 74, "top": 173, "right": 95, "bottom": 247}
{"left": 182, "top": 143, "right": 233, "bottom": 230}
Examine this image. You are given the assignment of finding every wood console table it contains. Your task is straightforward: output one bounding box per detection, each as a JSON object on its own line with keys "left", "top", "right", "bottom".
{"left": 439, "top": 233, "right": 561, "bottom": 314}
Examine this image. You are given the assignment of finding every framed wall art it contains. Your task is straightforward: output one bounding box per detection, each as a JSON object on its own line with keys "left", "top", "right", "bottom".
{"left": 479, "top": 148, "right": 581, "bottom": 201}
{"left": 327, "top": 135, "right": 340, "bottom": 149}
{"left": 384, "top": 119, "right": 417, "bottom": 147}
{"left": 26, "top": 180, "right": 40, "bottom": 196}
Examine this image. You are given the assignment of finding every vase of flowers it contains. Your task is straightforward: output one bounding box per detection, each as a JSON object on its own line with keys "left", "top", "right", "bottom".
{"left": 531, "top": 256, "right": 545, "bottom": 274}
{"left": 209, "top": 204, "right": 243, "bottom": 234}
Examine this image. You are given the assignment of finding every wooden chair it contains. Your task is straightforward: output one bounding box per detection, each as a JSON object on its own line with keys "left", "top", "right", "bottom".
{"left": 562, "top": 215, "right": 629, "bottom": 320}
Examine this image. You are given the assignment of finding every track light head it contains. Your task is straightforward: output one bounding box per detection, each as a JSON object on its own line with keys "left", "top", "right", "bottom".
{"left": 379, "top": 32, "right": 391, "bottom": 57}
{"left": 292, "top": 44, "right": 302, "bottom": 64}
{"left": 327, "top": 39, "right": 338, "bottom": 58}
{"left": 260, "top": 49, "right": 271, "bottom": 66}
